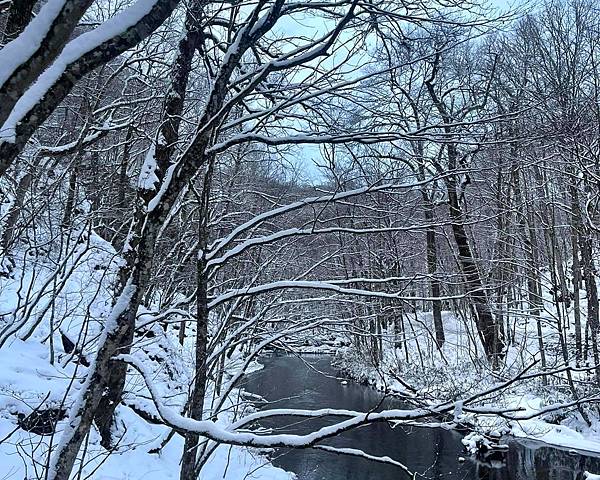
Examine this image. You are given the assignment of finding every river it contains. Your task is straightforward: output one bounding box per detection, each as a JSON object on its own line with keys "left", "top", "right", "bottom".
{"left": 245, "top": 354, "right": 600, "bottom": 480}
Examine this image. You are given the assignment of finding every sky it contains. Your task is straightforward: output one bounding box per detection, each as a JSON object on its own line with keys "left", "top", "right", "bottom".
{"left": 271, "top": 0, "right": 524, "bottom": 185}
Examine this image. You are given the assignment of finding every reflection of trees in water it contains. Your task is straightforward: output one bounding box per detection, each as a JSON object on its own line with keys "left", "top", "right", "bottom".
{"left": 473, "top": 442, "right": 600, "bottom": 480}
{"left": 249, "top": 357, "right": 600, "bottom": 480}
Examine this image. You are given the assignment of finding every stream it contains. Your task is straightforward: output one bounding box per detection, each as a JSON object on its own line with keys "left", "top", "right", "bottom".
{"left": 245, "top": 354, "right": 600, "bottom": 480}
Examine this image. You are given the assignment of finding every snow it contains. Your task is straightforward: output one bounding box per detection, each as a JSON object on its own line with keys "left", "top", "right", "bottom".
{"left": 0, "top": 231, "right": 119, "bottom": 348}
{"left": 147, "top": 162, "right": 177, "bottom": 212}
{"left": 0, "top": 0, "right": 67, "bottom": 87}
{"left": 462, "top": 432, "right": 487, "bottom": 455}
{"left": 0, "top": 0, "right": 162, "bottom": 143}
{"left": 0, "top": 338, "right": 72, "bottom": 413}
{"left": 509, "top": 403, "right": 600, "bottom": 453}
{"left": 105, "top": 280, "right": 137, "bottom": 329}
{"left": 335, "top": 301, "right": 600, "bottom": 457}
{"left": 0, "top": 235, "right": 292, "bottom": 480}
{"left": 138, "top": 143, "right": 160, "bottom": 190}
{"left": 453, "top": 400, "right": 463, "bottom": 422}
{"left": 461, "top": 432, "right": 507, "bottom": 455}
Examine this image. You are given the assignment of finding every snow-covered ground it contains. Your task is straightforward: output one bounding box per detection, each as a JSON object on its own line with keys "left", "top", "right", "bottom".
{"left": 335, "top": 302, "right": 600, "bottom": 457}
{"left": 0, "top": 235, "right": 292, "bottom": 480}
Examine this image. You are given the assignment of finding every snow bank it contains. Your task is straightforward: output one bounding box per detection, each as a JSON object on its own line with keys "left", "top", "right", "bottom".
{"left": 0, "top": 233, "right": 292, "bottom": 479}
{"left": 336, "top": 305, "right": 600, "bottom": 456}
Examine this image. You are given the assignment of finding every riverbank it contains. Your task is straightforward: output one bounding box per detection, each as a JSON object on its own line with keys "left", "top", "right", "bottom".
{"left": 248, "top": 353, "right": 600, "bottom": 480}
{"left": 0, "top": 239, "right": 292, "bottom": 480}
{"left": 0, "top": 329, "right": 293, "bottom": 480}
{"left": 333, "top": 310, "right": 600, "bottom": 458}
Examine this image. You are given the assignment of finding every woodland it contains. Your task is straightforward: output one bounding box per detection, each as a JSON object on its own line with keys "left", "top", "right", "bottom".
{"left": 1, "top": 0, "right": 600, "bottom": 478}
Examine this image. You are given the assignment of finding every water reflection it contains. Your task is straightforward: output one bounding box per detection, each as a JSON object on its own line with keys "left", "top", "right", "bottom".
{"left": 244, "top": 354, "right": 600, "bottom": 480}
{"left": 477, "top": 443, "right": 600, "bottom": 480}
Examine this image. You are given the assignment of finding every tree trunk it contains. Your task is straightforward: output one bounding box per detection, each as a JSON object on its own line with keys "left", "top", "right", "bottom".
{"left": 422, "top": 189, "right": 444, "bottom": 349}
{"left": 180, "top": 157, "right": 213, "bottom": 480}
{"left": 1, "top": 167, "right": 34, "bottom": 255}
{"left": 446, "top": 167, "right": 504, "bottom": 365}
{"left": 48, "top": 278, "right": 139, "bottom": 479}
{"left": 49, "top": 4, "right": 205, "bottom": 473}
{"left": 424, "top": 62, "right": 502, "bottom": 365}
{"left": 569, "top": 181, "right": 583, "bottom": 364}
{"left": 568, "top": 169, "right": 599, "bottom": 383}
{"left": 94, "top": 0, "right": 205, "bottom": 448}
{"left": 60, "top": 164, "right": 78, "bottom": 230}
{"left": 512, "top": 162, "right": 547, "bottom": 376}
{"left": 578, "top": 222, "right": 600, "bottom": 385}
{"left": 180, "top": 250, "right": 209, "bottom": 480}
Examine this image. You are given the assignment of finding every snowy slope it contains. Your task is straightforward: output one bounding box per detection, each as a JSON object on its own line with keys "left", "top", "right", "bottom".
{"left": 0, "top": 233, "right": 291, "bottom": 480}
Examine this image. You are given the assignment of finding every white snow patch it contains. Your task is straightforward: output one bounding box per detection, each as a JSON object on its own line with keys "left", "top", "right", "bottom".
{"left": 138, "top": 143, "right": 159, "bottom": 190}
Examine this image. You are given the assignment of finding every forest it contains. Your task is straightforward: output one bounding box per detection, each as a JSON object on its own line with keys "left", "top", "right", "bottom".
{"left": 1, "top": 0, "right": 600, "bottom": 478}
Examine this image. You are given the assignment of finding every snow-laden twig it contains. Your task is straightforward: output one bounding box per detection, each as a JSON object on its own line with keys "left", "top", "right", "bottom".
{"left": 206, "top": 180, "right": 427, "bottom": 260}
{"left": 313, "top": 445, "right": 414, "bottom": 477}
{"left": 208, "top": 279, "right": 477, "bottom": 310}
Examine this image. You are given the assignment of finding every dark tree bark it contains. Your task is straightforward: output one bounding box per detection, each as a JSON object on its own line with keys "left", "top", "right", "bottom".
{"left": 60, "top": 164, "right": 78, "bottom": 230}
{"left": 1, "top": 167, "right": 34, "bottom": 256}
{"left": 446, "top": 164, "right": 504, "bottom": 365}
{"left": 180, "top": 160, "right": 213, "bottom": 480}
{"left": 0, "top": 0, "right": 95, "bottom": 126}
{"left": 510, "top": 157, "right": 547, "bottom": 373}
{"left": 2, "top": 0, "right": 37, "bottom": 43}
{"left": 422, "top": 189, "right": 444, "bottom": 349}
{"left": 49, "top": 0, "right": 351, "bottom": 476}
{"left": 424, "top": 54, "right": 504, "bottom": 365}
{"left": 571, "top": 182, "right": 600, "bottom": 385}
{"left": 568, "top": 174, "right": 584, "bottom": 364}
{"left": 94, "top": 0, "right": 204, "bottom": 446}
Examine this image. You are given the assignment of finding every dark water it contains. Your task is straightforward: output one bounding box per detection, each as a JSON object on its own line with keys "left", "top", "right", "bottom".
{"left": 244, "top": 354, "right": 600, "bottom": 480}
